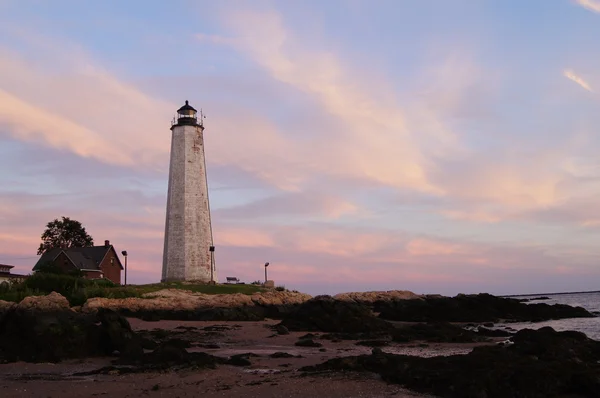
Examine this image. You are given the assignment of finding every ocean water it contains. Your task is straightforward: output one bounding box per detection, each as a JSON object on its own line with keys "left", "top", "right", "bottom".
{"left": 497, "top": 291, "right": 600, "bottom": 340}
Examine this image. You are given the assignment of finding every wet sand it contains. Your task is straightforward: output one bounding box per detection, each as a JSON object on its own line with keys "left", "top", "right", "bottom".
{"left": 0, "top": 318, "right": 489, "bottom": 397}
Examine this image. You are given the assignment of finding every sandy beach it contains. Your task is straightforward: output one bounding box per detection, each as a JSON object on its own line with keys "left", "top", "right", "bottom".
{"left": 0, "top": 318, "right": 474, "bottom": 397}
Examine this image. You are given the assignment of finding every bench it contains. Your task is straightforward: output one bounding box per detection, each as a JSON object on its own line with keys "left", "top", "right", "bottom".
{"left": 226, "top": 277, "right": 240, "bottom": 284}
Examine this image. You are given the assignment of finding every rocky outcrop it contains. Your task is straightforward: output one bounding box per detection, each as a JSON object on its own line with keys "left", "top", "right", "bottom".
{"left": 334, "top": 290, "right": 423, "bottom": 305}
{"left": 17, "top": 291, "right": 70, "bottom": 311}
{"left": 279, "top": 295, "right": 394, "bottom": 334}
{"left": 302, "top": 326, "right": 600, "bottom": 398}
{"left": 0, "top": 300, "right": 15, "bottom": 313}
{"left": 81, "top": 289, "right": 312, "bottom": 321}
{"left": 377, "top": 293, "right": 595, "bottom": 323}
{"left": 0, "top": 293, "right": 142, "bottom": 363}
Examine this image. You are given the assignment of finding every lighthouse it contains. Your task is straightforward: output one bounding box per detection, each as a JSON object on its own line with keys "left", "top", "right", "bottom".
{"left": 162, "top": 100, "right": 216, "bottom": 283}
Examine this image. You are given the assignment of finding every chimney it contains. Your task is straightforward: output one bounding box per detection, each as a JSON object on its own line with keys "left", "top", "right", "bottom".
{"left": 104, "top": 240, "right": 110, "bottom": 247}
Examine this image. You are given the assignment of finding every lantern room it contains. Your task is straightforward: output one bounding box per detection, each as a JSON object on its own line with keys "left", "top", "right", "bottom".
{"left": 173, "top": 100, "right": 199, "bottom": 127}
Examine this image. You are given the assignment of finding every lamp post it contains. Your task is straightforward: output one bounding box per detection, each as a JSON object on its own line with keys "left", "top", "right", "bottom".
{"left": 121, "top": 250, "right": 128, "bottom": 286}
{"left": 264, "top": 262, "right": 269, "bottom": 284}
{"left": 209, "top": 246, "right": 215, "bottom": 284}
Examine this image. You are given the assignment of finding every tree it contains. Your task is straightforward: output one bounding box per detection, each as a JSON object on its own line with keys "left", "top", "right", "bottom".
{"left": 37, "top": 216, "right": 94, "bottom": 255}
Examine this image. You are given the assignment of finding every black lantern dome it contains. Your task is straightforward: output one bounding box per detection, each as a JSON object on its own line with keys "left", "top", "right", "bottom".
{"left": 173, "top": 100, "right": 199, "bottom": 127}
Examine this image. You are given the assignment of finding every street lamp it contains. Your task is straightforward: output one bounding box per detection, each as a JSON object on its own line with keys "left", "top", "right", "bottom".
{"left": 121, "top": 250, "right": 128, "bottom": 286}
{"left": 209, "top": 246, "right": 215, "bottom": 284}
{"left": 264, "top": 262, "right": 269, "bottom": 284}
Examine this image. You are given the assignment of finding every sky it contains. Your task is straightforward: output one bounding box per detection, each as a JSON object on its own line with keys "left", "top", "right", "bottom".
{"left": 1, "top": 0, "right": 600, "bottom": 297}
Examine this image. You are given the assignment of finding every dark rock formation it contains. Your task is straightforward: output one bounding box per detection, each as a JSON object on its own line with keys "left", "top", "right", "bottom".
{"left": 391, "top": 322, "right": 485, "bottom": 343}
{"left": 118, "top": 306, "right": 267, "bottom": 322}
{"left": 275, "top": 324, "right": 290, "bottom": 335}
{"left": 279, "top": 295, "right": 394, "bottom": 333}
{"left": 474, "top": 326, "right": 514, "bottom": 337}
{"left": 355, "top": 340, "right": 389, "bottom": 347}
{"left": 302, "top": 327, "right": 600, "bottom": 398}
{"left": 378, "top": 293, "right": 594, "bottom": 323}
{"left": 295, "top": 338, "right": 323, "bottom": 347}
{"left": 0, "top": 307, "right": 142, "bottom": 363}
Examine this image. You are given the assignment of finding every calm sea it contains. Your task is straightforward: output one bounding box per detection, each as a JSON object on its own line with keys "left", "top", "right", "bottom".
{"left": 498, "top": 291, "right": 600, "bottom": 340}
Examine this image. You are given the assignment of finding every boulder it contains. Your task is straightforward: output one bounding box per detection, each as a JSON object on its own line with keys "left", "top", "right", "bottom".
{"left": 0, "top": 296, "right": 144, "bottom": 363}
{"left": 0, "top": 300, "right": 15, "bottom": 312}
{"left": 17, "top": 291, "right": 70, "bottom": 312}
{"left": 279, "top": 295, "right": 394, "bottom": 333}
{"left": 96, "top": 308, "right": 143, "bottom": 360}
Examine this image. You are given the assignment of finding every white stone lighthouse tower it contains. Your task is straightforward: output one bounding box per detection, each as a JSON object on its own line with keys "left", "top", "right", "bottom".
{"left": 162, "top": 100, "right": 216, "bottom": 283}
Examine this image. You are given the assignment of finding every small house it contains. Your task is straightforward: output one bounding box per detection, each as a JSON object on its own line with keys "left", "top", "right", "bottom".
{"left": 32, "top": 240, "right": 124, "bottom": 284}
{"left": 0, "top": 264, "right": 28, "bottom": 284}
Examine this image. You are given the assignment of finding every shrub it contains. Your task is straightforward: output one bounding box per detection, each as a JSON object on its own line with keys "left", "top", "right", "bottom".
{"left": 0, "top": 272, "right": 139, "bottom": 306}
{"left": 275, "top": 285, "right": 286, "bottom": 292}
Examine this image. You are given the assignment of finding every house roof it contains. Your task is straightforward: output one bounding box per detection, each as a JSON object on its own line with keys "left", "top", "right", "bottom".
{"left": 33, "top": 245, "right": 124, "bottom": 272}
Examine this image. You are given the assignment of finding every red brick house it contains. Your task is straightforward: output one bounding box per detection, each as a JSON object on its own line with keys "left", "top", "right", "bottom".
{"left": 32, "top": 240, "right": 123, "bottom": 284}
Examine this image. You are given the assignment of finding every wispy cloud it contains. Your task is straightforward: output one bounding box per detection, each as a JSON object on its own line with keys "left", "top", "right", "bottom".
{"left": 0, "top": 43, "right": 174, "bottom": 170}
{"left": 574, "top": 0, "right": 600, "bottom": 13}
{"left": 564, "top": 69, "right": 593, "bottom": 92}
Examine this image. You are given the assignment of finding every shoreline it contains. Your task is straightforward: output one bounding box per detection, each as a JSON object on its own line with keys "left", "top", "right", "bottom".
{"left": 1, "top": 290, "right": 598, "bottom": 397}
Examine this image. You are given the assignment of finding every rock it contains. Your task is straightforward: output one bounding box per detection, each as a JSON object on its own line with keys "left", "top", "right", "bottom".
{"left": 0, "top": 308, "right": 100, "bottom": 362}
{"left": 295, "top": 338, "right": 323, "bottom": 347}
{"left": 0, "top": 300, "right": 15, "bottom": 317}
{"left": 96, "top": 308, "right": 143, "bottom": 361}
{"left": 148, "top": 341, "right": 189, "bottom": 363}
{"left": 333, "top": 290, "right": 423, "bottom": 312}
{"left": 279, "top": 295, "right": 394, "bottom": 333}
{"left": 0, "top": 304, "right": 143, "bottom": 363}
{"left": 391, "top": 322, "right": 483, "bottom": 343}
{"left": 142, "top": 340, "right": 225, "bottom": 370}
{"left": 377, "top": 293, "right": 595, "bottom": 323}
{"left": 475, "top": 326, "right": 513, "bottom": 337}
{"left": 270, "top": 352, "right": 297, "bottom": 358}
{"left": 302, "top": 327, "right": 600, "bottom": 398}
{"left": 275, "top": 324, "right": 290, "bottom": 335}
{"left": 356, "top": 340, "right": 389, "bottom": 347}
{"left": 140, "top": 337, "right": 159, "bottom": 350}
{"left": 17, "top": 291, "right": 70, "bottom": 312}
{"left": 227, "top": 353, "right": 253, "bottom": 366}
{"left": 81, "top": 289, "right": 311, "bottom": 321}
{"left": 197, "top": 343, "right": 220, "bottom": 349}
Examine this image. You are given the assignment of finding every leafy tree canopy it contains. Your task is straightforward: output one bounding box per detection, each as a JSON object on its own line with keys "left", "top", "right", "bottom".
{"left": 37, "top": 216, "right": 94, "bottom": 255}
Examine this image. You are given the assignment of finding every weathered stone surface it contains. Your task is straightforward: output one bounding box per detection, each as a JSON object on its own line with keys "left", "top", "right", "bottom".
{"left": 378, "top": 293, "right": 595, "bottom": 323}
{"left": 279, "top": 295, "right": 394, "bottom": 334}
{"left": 81, "top": 289, "right": 311, "bottom": 321}
{"left": 17, "top": 291, "right": 70, "bottom": 312}
{"left": 302, "top": 327, "right": 600, "bottom": 398}
{"left": 333, "top": 290, "right": 423, "bottom": 304}
{"left": 162, "top": 121, "right": 215, "bottom": 283}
